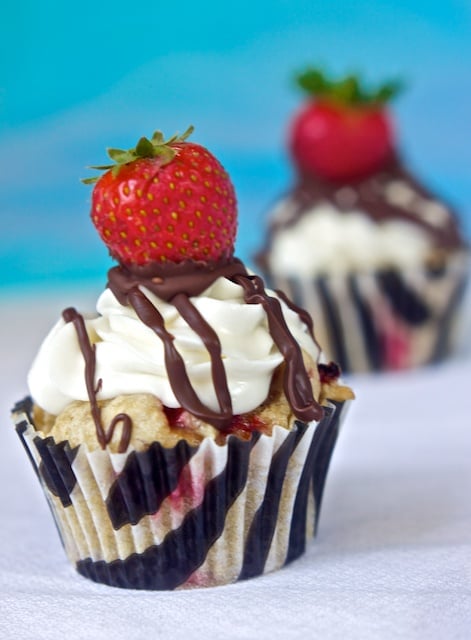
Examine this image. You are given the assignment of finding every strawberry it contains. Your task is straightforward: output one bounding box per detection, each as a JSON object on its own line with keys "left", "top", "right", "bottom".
{"left": 83, "top": 127, "right": 237, "bottom": 266}
{"left": 289, "top": 68, "right": 402, "bottom": 181}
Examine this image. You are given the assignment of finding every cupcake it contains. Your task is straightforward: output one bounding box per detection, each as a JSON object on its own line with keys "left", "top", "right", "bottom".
{"left": 12, "top": 127, "right": 353, "bottom": 590}
{"left": 257, "top": 68, "right": 469, "bottom": 372}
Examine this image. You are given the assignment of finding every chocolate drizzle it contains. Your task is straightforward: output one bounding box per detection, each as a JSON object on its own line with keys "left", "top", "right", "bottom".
{"left": 261, "top": 154, "right": 465, "bottom": 259}
{"left": 172, "top": 292, "right": 232, "bottom": 417}
{"left": 232, "top": 274, "right": 323, "bottom": 422}
{"left": 61, "top": 257, "right": 323, "bottom": 445}
{"left": 126, "top": 287, "right": 234, "bottom": 430}
{"left": 274, "top": 287, "right": 319, "bottom": 349}
{"left": 107, "top": 258, "right": 248, "bottom": 302}
{"left": 62, "top": 308, "right": 132, "bottom": 453}
{"left": 107, "top": 258, "right": 324, "bottom": 431}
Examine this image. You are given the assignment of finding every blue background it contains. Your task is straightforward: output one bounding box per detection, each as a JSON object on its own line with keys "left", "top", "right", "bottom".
{"left": 1, "top": 0, "right": 470, "bottom": 295}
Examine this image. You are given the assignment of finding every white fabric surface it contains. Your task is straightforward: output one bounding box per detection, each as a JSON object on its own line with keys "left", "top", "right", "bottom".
{"left": 1, "top": 290, "right": 470, "bottom": 640}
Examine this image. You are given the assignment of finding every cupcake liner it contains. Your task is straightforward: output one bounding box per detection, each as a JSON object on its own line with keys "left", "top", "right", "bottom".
{"left": 268, "top": 252, "right": 469, "bottom": 372}
{"left": 13, "top": 397, "right": 348, "bottom": 590}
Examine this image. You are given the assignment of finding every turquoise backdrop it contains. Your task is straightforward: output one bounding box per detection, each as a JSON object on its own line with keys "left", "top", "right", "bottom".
{"left": 1, "top": 0, "right": 470, "bottom": 294}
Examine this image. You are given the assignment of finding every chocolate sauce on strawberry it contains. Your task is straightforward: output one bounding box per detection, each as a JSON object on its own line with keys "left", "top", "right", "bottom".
{"left": 107, "top": 258, "right": 246, "bottom": 302}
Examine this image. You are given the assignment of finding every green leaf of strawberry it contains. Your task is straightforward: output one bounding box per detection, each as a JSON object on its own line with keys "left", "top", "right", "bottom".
{"left": 107, "top": 148, "right": 134, "bottom": 163}
{"left": 295, "top": 67, "right": 403, "bottom": 106}
{"left": 290, "top": 67, "right": 403, "bottom": 181}
{"left": 82, "top": 126, "right": 195, "bottom": 184}
{"left": 84, "top": 127, "right": 238, "bottom": 267}
{"left": 135, "top": 136, "right": 156, "bottom": 157}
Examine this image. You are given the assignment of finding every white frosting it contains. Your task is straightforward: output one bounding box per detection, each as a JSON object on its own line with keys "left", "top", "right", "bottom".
{"left": 268, "top": 203, "right": 432, "bottom": 276}
{"left": 28, "top": 276, "right": 319, "bottom": 416}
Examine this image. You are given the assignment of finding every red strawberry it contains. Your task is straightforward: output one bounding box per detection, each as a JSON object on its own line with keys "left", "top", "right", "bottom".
{"left": 83, "top": 127, "right": 237, "bottom": 266}
{"left": 289, "top": 68, "right": 401, "bottom": 181}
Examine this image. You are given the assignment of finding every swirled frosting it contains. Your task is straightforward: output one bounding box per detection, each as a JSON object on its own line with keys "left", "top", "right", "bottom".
{"left": 28, "top": 273, "right": 320, "bottom": 419}
{"left": 260, "top": 156, "right": 465, "bottom": 277}
{"left": 268, "top": 204, "right": 432, "bottom": 276}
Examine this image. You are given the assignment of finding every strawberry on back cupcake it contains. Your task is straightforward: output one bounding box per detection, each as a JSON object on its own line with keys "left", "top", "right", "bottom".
{"left": 289, "top": 68, "right": 399, "bottom": 182}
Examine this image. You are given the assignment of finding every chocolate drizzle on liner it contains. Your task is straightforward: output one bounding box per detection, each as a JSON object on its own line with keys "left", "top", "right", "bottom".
{"left": 64, "top": 257, "right": 323, "bottom": 449}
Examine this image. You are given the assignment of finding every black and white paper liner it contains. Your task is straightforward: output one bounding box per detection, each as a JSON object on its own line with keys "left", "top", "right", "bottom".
{"left": 13, "top": 398, "right": 346, "bottom": 590}
{"left": 268, "top": 253, "right": 469, "bottom": 373}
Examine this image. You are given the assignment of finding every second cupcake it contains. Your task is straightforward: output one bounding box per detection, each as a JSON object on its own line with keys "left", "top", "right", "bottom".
{"left": 258, "top": 68, "right": 469, "bottom": 372}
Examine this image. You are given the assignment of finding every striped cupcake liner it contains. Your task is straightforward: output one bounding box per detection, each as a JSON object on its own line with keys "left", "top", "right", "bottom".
{"left": 268, "top": 253, "right": 469, "bottom": 372}
{"left": 13, "top": 397, "right": 348, "bottom": 590}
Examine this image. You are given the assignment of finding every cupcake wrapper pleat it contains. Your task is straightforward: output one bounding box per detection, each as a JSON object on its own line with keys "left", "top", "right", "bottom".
{"left": 13, "top": 398, "right": 347, "bottom": 590}
{"left": 268, "top": 253, "right": 469, "bottom": 372}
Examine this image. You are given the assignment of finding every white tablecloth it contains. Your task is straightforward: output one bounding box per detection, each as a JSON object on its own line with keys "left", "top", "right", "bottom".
{"left": 1, "top": 291, "right": 470, "bottom": 640}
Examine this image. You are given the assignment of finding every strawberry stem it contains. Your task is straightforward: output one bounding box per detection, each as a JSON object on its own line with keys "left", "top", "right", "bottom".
{"left": 295, "top": 67, "right": 403, "bottom": 106}
{"left": 82, "top": 125, "right": 194, "bottom": 184}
